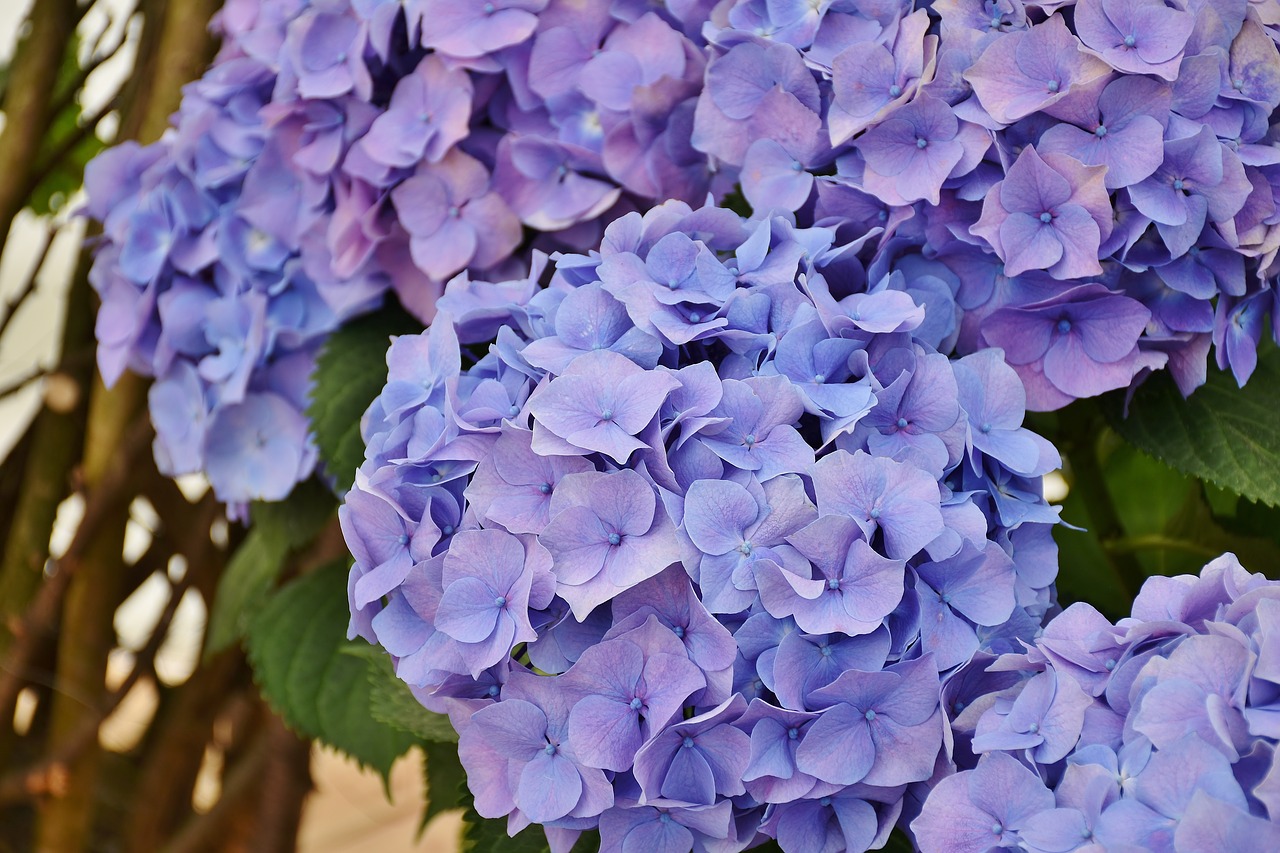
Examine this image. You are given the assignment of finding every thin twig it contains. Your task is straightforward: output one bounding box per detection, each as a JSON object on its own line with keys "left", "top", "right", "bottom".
{"left": 0, "top": 223, "right": 57, "bottom": 344}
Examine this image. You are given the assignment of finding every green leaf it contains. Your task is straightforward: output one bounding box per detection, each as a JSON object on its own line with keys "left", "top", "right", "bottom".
{"left": 460, "top": 803, "right": 550, "bottom": 853}
{"left": 307, "top": 300, "right": 423, "bottom": 492}
{"left": 246, "top": 560, "right": 418, "bottom": 778}
{"left": 204, "top": 480, "right": 336, "bottom": 656}
{"left": 421, "top": 741, "right": 467, "bottom": 831}
{"left": 368, "top": 654, "right": 459, "bottom": 743}
{"left": 1106, "top": 347, "right": 1280, "bottom": 507}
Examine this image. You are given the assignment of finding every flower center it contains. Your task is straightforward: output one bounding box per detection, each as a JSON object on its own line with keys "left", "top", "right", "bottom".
{"left": 980, "top": 422, "right": 992, "bottom": 433}
{"left": 682, "top": 736, "right": 695, "bottom": 749}
{"left": 1124, "top": 34, "right": 1136, "bottom": 47}
{"left": 1057, "top": 319, "right": 1072, "bottom": 334}
{"left": 827, "top": 578, "right": 840, "bottom": 590}
{"left": 544, "top": 742, "right": 556, "bottom": 755}
{"left": 1028, "top": 722, "right": 1039, "bottom": 733}
{"left": 743, "top": 434, "right": 757, "bottom": 447}
{"left": 992, "top": 823, "right": 1003, "bottom": 835}
{"left": 538, "top": 482, "right": 552, "bottom": 494}
{"left": 672, "top": 625, "right": 685, "bottom": 638}
{"left": 739, "top": 541, "right": 753, "bottom": 555}
{"left": 1094, "top": 125, "right": 1107, "bottom": 137}
{"left": 819, "top": 644, "right": 832, "bottom": 657}
{"left": 787, "top": 727, "right": 799, "bottom": 739}
{"left": 600, "top": 409, "right": 613, "bottom": 421}
{"left": 889, "top": 84, "right": 903, "bottom": 97}
{"left": 1039, "top": 211, "right": 1053, "bottom": 223}
{"left": 608, "top": 532, "right": 621, "bottom": 546}
{"left": 869, "top": 508, "right": 881, "bottom": 519}
{"left": 398, "top": 533, "right": 409, "bottom": 545}
{"left": 630, "top": 697, "right": 644, "bottom": 710}
{"left": 916, "top": 137, "right": 927, "bottom": 149}
{"left": 897, "top": 417, "right": 908, "bottom": 429}
{"left": 442, "top": 524, "right": 455, "bottom": 535}
{"left": 1105, "top": 658, "right": 1117, "bottom": 671}
{"left": 1173, "top": 178, "right": 1184, "bottom": 191}
{"left": 813, "top": 373, "right": 825, "bottom": 383}
{"left": 493, "top": 596, "right": 506, "bottom": 607}
{"left": 1046, "top": 80, "right": 1060, "bottom": 92}
{"left": 820, "top": 797, "right": 832, "bottom": 807}
{"left": 864, "top": 709, "right": 876, "bottom": 721}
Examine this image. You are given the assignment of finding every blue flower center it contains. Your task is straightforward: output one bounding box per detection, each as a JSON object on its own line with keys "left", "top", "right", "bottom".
{"left": 487, "top": 685, "right": 500, "bottom": 697}
{"left": 483, "top": 2, "right": 496, "bottom": 14}
{"left": 672, "top": 625, "right": 685, "bottom": 638}
{"left": 1057, "top": 319, "right": 1072, "bottom": 334}
{"left": 1105, "top": 658, "right": 1117, "bottom": 671}
{"left": 819, "top": 644, "right": 832, "bottom": 657}
{"left": 1046, "top": 80, "right": 1060, "bottom": 92}
{"left": 791, "top": 160, "right": 804, "bottom": 172}
{"left": 869, "top": 508, "right": 881, "bottom": 520}
{"left": 897, "top": 417, "right": 908, "bottom": 429}
{"left": 827, "top": 578, "right": 840, "bottom": 590}
{"left": 682, "top": 736, "right": 695, "bottom": 749}
{"left": 443, "top": 524, "right": 455, "bottom": 535}
{"left": 1173, "top": 178, "right": 1184, "bottom": 190}
{"left": 889, "top": 84, "right": 903, "bottom": 97}
{"left": 954, "top": 700, "right": 966, "bottom": 713}
{"left": 630, "top": 697, "right": 644, "bottom": 710}
{"left": 739, "top": 541, "right": 753, "bottom": 556}
{"left": 787, "top": 727, "right": 799, "bottom": 739}
{"left": 608, "top": 532, "right": 621, "bottom": 546}
{"left": 493, "top": 596, "right": 506, "bottom": 607}
{"left": 916, "top": 137, "right": 928, "bottom": 149}
{"left": 1124, "top": 34, "right": 1136, "bottom": 47}
{"left": 600, "top": 409, "right": 613, "bottom": 421}
{"left": 539, "top": 482, "right": 552, "bottom": 494}
{"left": 448, "top": 205, "right": 460, "bottom": 218}
{"left": 980, "top": 422, "right": 992, "bottom": 433}
{"left": 941, "top": 593, "right": 952, "bottom": 603}
{"left": 813, "top": 373, "right": 825, "bottom": 383}
{"left": 1234, "top": 78, "right": 1245, "bottom": 90}
{"left": 544, "top": 743, "right": 557, "bottom": 755}
{"left": 744, "top": 434, "right": 757, "bottom": 447}
{"left": 1039, "top": 211, "right": 1053, "bottom": 223}
{"left": 688, "top": 312, "right": 701, "bottom": 323}
{"left": 877, "top": 210, "right": 888, "bottom": 221}
{"left": 820, "top": 797, "right": 832, "bottom": 807}
{"left": 398, "top": 533, "right": 409, "bottom": 545}
{"left": 864, "top": 709, "right": 876, "bottom": 721}
{"left": 990, "top": 16, "right": 1002, "bottom": 28}
{"left": 659, "top": 814, "right": 672, "bottom": 824}
{"left": 992, "top": 823, "right": 1004, "bottom": 835}
{"left": 1094, "top": 125, "right": 1107, "bottom": 137}
{"left": 1028, "top": 722, "right": 1039, "bottom": 733}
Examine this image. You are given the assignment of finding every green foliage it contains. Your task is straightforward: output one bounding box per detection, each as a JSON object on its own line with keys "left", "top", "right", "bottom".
{"left": 204, "top": 479, "right": 336, "bottom": 656}
{"left": 1107, "top": 347, "right": 1280, "bottom": 507}
{"left": 30, "top": 31, "right": 104, "bottom": 215}
{"left": 245, "top": 560, "right": 418, "bottom": 779}
{"left": 307, "top": 300, "right": 423, "bottom": 493}
{"left": 367, "top": 652, "right": 459, "bottom": 743}
{"left": 420, "top": 741, "right": 467, "bottom": 830}
{"left": 460, "top": 803, "right": 552, "bottom": 853}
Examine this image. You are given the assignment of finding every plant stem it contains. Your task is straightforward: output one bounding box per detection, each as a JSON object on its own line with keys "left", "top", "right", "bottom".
{"left": 1058, "top": 400, "right": 1148, "bottom": 599}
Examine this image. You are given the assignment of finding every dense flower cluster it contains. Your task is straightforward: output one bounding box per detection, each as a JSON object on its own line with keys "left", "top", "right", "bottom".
{"left": 82, "top": 0, "right": 722, "bottom": 506}
{"left": 341, "top": 200, "right": 1063, "bottom": 851}
{"left": 695, "top": 0, "right": 1280, "bottom": 407}
{"left": 912, "top": 553, "right": 1280, "bottom": 852}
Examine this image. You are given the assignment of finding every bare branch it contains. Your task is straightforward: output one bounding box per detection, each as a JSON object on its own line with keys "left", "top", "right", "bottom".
{"left": 0, "top": 224, "right": 58, "bottom": 344}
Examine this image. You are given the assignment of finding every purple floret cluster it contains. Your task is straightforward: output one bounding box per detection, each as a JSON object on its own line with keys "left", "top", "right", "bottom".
{"left": 341, "top": 199, "right": 1065, "bottom": 851}
{"left": 694, "top": 0, "right": 1280, "bottom": 407}
{"left": 81, "top": 0, "right": 723, "bottom": 507}
{"left": 913, "top": 553, "right": 1280, "bottom": 853}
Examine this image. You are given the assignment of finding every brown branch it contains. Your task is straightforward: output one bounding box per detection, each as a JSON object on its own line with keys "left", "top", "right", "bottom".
{"left": 0, "top": 416, "right": 151, "bottom": 724}
{"left": 0, "top": 223, "right": 57, "bottom": 344}
{"left": 45, "top": 3, "right": 135, "bottom": 123}
{"left": 156, "top": 727, "right": 273, "bottom": 853}
{"left": 19, "top": 91, "right": 125, "bottom": 206}
{"left": 0, "top": 0, "right": 79, "bottom": 252}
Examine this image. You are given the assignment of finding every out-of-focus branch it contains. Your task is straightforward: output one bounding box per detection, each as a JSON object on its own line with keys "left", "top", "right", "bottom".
{"left": 0, "top": 224, "right": 57, "bottom": 344}
{"left": 0, "top": 573, "right": 188, "bottom": 806}
{"left": 0, "top": 0, "right": 79, "bottom": 252}
{"left": 156, "top": 726, "right": 272, "bottom": 853}
{"left": 20, "top": 92, "right": 125, "bottom": 206}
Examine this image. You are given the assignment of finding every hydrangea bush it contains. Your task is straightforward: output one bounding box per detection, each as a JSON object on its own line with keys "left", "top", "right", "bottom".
{"left": 76, "top": 0, "right": 1280, "bottom": 851}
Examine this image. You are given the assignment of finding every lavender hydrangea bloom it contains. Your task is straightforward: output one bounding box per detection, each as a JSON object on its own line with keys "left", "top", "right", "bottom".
{"left": 342, "top": 197, "right": 1065, "bottom": 848}
{"left": 915, "top": 555, "right": 1280, "bottom": 853}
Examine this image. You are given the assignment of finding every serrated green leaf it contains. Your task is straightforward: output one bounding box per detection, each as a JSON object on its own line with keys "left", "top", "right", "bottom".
{"left": 204, "top": 527, "right": 286, "bottom": 657}
{"left": 1106, "top": 348, "right": 1280, "bottom": 507}
{"left": 247, "top": 560, "right": 418, "bottom": 778}
{"left": 204, "top": 481, "right": 337, "bottom": 656}
{"left": 368, "top": 653, "right": 459, "bottom": 743}
{"left": 460, "top": 802, "right": 550, "bottom": 853}
{"left": 307, "top": 300, "right": 423, "bottom": 492}
{"left": 421, "top": 741, "right": 467, "bottom": 831}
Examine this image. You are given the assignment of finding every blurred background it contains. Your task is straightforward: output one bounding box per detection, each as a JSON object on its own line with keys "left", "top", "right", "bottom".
{"left": 0, "top": 2, "right": 453, "bottom": 850}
